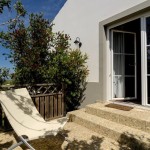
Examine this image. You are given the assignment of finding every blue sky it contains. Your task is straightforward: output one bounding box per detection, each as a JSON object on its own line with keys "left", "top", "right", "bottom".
{"left": 0, "top": 0, "right": 66, "bottom": 73}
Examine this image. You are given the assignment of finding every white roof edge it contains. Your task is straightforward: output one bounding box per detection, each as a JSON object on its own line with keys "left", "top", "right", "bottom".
{"left": 100, "top": 0, "right": 150, "bottom": 26}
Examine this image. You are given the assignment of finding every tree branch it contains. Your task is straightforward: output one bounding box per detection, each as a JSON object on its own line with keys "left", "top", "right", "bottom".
{"left": 0, "top": 14, "right": 21, "bottom": 26}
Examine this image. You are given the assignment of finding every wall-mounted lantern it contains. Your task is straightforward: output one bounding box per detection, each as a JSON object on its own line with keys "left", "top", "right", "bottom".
{"left": 74, "top": 37, "right": 82, "bottom": 49}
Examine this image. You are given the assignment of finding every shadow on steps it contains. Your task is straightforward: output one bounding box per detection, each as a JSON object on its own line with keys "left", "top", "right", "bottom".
{"left": 118, "top": 132, "right": 150, "bottom": 150}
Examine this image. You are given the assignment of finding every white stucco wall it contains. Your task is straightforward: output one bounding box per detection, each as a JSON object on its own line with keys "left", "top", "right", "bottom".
{"left": 53, "top": 0, "right": 147, "bottom": 82}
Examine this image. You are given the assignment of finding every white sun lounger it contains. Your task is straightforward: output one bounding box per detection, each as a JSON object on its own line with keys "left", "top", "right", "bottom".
{"left": 0, "top": 88, "right": 68, "bottom": 150}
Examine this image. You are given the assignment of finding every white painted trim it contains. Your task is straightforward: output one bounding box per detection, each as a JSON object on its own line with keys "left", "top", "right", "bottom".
{"left": 142, "top": 12, "right": 150, "bottom": 18}
{"left": 110, "top": 29, "right": 113, "bottom": 100}
{"left": 101, "top": 1, "right": 150, "bottom": 28}
{"left": 145, "top": 15, "right": 150, "bottom": 106}
{"left": 107, "top": 16, "right": 140, "bottom": 30}
{"left": 112, "top": 97, "right": 137, "bottom": 100}
{"left": 141, "top": 17, "right": 147, "bottom": 106}
{"left": 105, "top": 10, "right": 150, "bottom": 106}
{"left": 112, "top": 29, "right": 137, "bottom": 34}
{"left": 134, "top": 31, "right": 137, "bottom": 99}
{"left": 106, "top": 14, "right": 148, "bottom": 106}
{"left": 108, "top": 12, "right": 150, "bottom": 31}
{"left": 106, "top": 27, "right": 112, "bottom": 100}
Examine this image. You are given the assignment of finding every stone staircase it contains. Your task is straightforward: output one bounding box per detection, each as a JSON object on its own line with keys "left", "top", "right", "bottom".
{"left": 67, "top": 102, "right": 150, "bottom": 149}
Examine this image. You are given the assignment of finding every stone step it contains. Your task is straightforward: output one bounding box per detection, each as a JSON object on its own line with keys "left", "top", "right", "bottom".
{"left": 62, "top": 122, "right": 120, "bottom": 150}
{"left": 86, "top": 103, "right": 150, "bottom": 133}
{"left": 67, "top": 109, "right": 150, "bottom": 149}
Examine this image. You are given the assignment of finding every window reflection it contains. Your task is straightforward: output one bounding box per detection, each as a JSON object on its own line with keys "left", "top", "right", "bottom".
{"left": 147, "top": 17, "right": 150, "bottom": 104}
{"left": 148, "top": 77, "right": 150, "bottom": 104}
{"left": 147, "top": 46, "right": 150, "bottom": 74}
{"left": 113, "top": 32, "right": 135, "bottom": 98}
{"left": 146, "top": 17, "right": 150, "bottom": 45}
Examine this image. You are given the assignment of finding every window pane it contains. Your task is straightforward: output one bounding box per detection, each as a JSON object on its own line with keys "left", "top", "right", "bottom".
{"left": 146, "top": 17, "right": 150, "bottom": 45}
{"left": 113, "top": 32, "right": 124, "bottom": 53}
{"left": 113, "top": 76, "right": 135, "bottom": 98}
{"left": 125, "top": 77, "right": 135, "bottom": 97}
{"left": 113, "top": 31, "right": 135, "bottom": 99}
{"left": 147, "top": 46, "right": 150, "bottom": 74}
{"left": 125, "top": 55, "right": 135, "bottom": 75}
{"left": 147, "top": 77, "right": 150, "bottom": 104}
{"left": 114, "top": 54, "right": 135, "bottom": 75}
{"left": 113, "top": 76, "right": 125, "bottom": 98}
{"left": 113, "top": 54, "right": 124, "bottom": 75}
{"left": 124, "top": 33, "right": 135, "bottom": 54}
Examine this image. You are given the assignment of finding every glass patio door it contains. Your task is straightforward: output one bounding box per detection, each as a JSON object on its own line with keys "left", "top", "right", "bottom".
{"left": 146, "top": 17, "right": 150, "bottom": 105}
{"left": 112, "top": 30, "right": 136, "bottom": 99}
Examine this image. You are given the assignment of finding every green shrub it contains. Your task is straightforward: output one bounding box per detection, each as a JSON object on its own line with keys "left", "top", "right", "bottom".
{"left": 0, "top": 3, "right": 89, "bottom": 111}
{"left": 48, "top": 46, "right": 88, "bottom": 111}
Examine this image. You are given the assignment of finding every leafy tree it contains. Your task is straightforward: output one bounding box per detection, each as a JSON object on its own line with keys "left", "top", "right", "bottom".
{"left": 0, "top": 0, "right": 11, "bottom": 86}
{"left": 7, "top": 13, "right": 53, "bottom": 84}
{"left": 0, "top": 0, "right": 26, "bottom": 26}
{"left": 0, "top": 0, "right": 11, "bottom": 14}
{"left": 48, "top": 32, "right": 88, "bottom": 111}
{"left": 0, "top": 1, "right": 49, "bottom": 84}
{"left": 0, "top": 1, "right": 89, "bottom": 111}
{"left": 0, "top": 67, "right": 9, "bottom": 85}
{"left": 0, "top": 0, "right": 26, "bottom": 85}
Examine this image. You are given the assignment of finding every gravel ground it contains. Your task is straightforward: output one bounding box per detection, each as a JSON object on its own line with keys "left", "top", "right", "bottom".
{"left": 0, "top": 130, "right": 65, "bottom": 150}
{"left": 0, "top": 122, "right": 120, "bottom": 150}
{"left": 0, "top": 130, "right": 22, "bottom": 150}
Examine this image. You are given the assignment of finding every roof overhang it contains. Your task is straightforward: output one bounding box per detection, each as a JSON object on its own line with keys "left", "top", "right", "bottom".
{"left": 100, "top": 0, "right": 150, "bottom": 27}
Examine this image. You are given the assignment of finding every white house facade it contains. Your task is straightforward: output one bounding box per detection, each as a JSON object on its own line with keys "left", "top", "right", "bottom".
{"left": 54, "top": 0, "right": 150, "bottom": 107}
